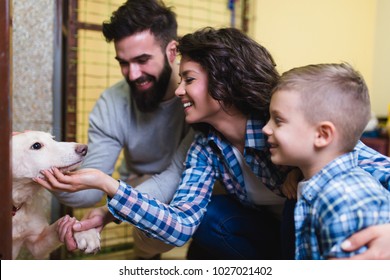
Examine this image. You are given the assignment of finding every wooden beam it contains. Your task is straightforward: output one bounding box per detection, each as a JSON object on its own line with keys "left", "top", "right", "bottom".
{"left": 0, "top": 0, "right": 13, "bottom": 260}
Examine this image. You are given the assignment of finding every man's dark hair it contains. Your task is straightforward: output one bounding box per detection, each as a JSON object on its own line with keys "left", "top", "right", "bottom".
{"left": 102, "top": 0, "right": 178, "bottom": 49}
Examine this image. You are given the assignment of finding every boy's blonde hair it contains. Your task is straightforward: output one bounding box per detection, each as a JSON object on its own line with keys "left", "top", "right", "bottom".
{"left": 275, "top": 63, "right": 371, "bottom": 152}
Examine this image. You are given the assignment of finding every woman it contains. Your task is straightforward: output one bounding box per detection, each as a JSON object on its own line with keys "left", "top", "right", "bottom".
{"left": 37, "top": 27, "right": 288, "bottom": 259}
{"left": 36, "top": 27, "right": 390, "bottom": 260}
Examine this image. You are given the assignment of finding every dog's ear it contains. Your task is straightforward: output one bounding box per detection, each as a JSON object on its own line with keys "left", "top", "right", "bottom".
{"left": 12, "top": 161, "right": 32, "bottom": 179}
{"left": 12, "top": 133, "right": 39, "bottom": 179}
{"left": 44, "top": 131, "right": 55, "bottom": 140}
{"left": 12, "top": 144, "right": 31, "bottom": 179}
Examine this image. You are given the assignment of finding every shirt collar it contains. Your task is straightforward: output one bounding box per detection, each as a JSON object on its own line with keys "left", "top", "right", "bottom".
{"left": 300, "top": 150, "right": 359, "bottom": 203}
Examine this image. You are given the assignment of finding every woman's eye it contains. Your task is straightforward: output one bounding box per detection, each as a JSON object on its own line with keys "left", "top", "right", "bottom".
{"left": 31, "top": 142, "right": 42, "bottom": 150}
{"left": 185, "top": 77, "right": 195, "bottom": 84}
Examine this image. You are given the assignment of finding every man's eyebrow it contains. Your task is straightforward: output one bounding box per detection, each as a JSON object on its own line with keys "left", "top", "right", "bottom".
{"left": 134, "top": 54, "right": 152, "bottom": 60}
{"left": 115, "top": 54, "right": 152, "bottom": 62}
{"left": 114, "top": 56, "right": 125, "bottom": 62}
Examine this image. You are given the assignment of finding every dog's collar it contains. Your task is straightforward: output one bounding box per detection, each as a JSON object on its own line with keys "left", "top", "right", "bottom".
{"left": 12, "top": 204, "right": 23, "bottom": 216}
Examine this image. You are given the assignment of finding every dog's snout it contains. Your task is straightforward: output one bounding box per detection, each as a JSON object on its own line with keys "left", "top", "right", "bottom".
{"left": 76, "top": 144, "right": 88, "bottom": 156}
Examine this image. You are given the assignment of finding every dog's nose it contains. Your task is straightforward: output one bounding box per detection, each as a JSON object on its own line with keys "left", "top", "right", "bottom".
{"left": 76, "top": 144, "right": 88, "bottom": 156}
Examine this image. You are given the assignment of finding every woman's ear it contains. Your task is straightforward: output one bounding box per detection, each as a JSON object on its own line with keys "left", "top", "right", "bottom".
{"left": 314, "top": 121, "right": 336, "bottom": 148}
{"left": 166, "top": 40, "right": 178, "bottom": 63}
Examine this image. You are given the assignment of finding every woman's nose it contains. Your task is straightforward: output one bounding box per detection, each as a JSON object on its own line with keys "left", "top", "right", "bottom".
{"left": 175, "top": 82, "right": 186, "bottom": 97}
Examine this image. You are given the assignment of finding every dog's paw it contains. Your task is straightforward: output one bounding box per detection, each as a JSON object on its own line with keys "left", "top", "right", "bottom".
{"left": 74, "top": 228, "right": 101, "bottom": 254}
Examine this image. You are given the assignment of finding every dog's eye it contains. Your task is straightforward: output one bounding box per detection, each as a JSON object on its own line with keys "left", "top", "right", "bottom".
{"left": 31, "top": 142, "right": 42, "bottom": 150}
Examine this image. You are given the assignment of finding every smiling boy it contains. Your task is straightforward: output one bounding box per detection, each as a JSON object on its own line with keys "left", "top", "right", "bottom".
{"left": 263, "top": 63, "right": 390, "bottom": 259}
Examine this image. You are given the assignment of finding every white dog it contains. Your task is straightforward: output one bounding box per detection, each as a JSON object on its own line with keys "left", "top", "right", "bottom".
{"left": 12, "top": 131, "right": 101, "bottom": 259}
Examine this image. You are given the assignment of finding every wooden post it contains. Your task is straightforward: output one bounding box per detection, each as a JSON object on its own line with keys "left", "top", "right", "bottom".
{"left": 0, "top": 0, "right": 13, "bottom": 260}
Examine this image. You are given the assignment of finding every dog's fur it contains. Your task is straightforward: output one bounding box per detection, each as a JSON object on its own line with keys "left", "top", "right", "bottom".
{"left": 12, "top": 131, "right": 100, "bottom": 259}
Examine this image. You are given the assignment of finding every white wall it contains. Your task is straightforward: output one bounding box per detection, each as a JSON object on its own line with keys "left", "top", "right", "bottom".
{"left": 372, "top": 0, "right": 390, "bottom": 117}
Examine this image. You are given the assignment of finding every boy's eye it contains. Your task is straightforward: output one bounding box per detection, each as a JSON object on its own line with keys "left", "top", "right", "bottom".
{"left": 273, "top": 116, "right": 283, "bottom": 126}
{"left": 276, "top": 119, "right": 285, "bottom": 126}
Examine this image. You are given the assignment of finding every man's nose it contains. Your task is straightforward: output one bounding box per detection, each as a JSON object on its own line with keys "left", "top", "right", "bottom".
{"left": 128, "top": 63, "right": 142, "bottom": 81}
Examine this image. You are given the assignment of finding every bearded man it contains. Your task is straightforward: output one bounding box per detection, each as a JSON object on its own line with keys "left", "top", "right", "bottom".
{"left": 54, "top": 0, "right": 193, "bottom": 259}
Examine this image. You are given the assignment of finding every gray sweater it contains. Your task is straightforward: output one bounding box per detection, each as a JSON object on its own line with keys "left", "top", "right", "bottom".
{"left": 54, "top": 79, "right": 193, "bottom": 207}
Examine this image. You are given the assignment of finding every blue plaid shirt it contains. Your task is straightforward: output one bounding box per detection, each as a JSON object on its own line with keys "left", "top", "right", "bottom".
{"left": 107, "top": 117, "right": 287, "bottom": 246}
{"left": 295, "top": 150, "right": 390, "bottom": 260}
{"left": 107, "top": 116, "right": 390, "bottom": 247}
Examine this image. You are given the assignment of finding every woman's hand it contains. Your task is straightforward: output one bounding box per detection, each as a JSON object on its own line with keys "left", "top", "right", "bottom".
{"left": 34, "top": 167, "right": 119, "bottom": 197}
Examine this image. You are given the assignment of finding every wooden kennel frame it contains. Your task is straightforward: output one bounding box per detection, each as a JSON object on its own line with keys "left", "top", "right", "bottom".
{"left": 0, "top": 0, "right": 12, "bottom": 260}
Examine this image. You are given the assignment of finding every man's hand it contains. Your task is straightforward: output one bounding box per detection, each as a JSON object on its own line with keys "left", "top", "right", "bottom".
{"left": 340, "top": 224, "right": 390, "bottom": 259}
{"left": 58, "top": 206, "right": 113, "bottom": 252}
{"left": 57, "top": 215, "right": 78, "bottom": 251}
{"left": 281, "top": 168, "right": 302, "bottom": 199}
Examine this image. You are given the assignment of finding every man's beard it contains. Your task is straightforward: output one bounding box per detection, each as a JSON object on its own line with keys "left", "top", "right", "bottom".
{"left": 127, "top": 56, "right": 172, "bottom": 113}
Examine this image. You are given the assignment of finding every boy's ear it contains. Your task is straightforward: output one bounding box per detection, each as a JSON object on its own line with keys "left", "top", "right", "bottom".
{"left": 314, "top": 121, "right": 336, "bottom": 148}
{"left": 166, "top": 40, "right": 177, "bottom": 63}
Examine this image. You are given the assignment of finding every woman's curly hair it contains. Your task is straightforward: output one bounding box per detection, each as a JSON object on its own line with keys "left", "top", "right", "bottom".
{"left": 177, "top": 27, "right": 279, "bottom": 118}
